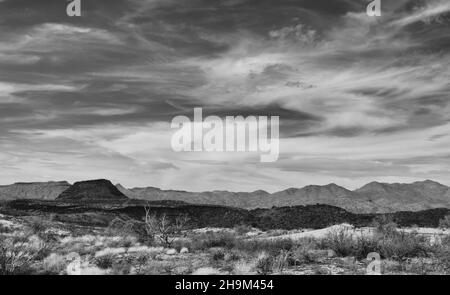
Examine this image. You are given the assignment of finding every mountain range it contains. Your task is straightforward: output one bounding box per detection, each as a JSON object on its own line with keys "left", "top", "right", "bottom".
{"left": 0, "top": 181, "right": 70, "bottom": 200}
{"left": 1, "top": 179, "right": 450, "bottom": 213}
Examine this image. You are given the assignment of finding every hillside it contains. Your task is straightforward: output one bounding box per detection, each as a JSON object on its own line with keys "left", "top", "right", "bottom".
{"left": 355, "top": 180, "right": 450, "bottom": 212}
{"left": 1, "top": 199, "right": 449, "bottom": 230}
{"left": 0, "top": 181, "right": 70, "bottom": 200}
{"left": 117, "top": 180, "right": 450, "bottom": 213}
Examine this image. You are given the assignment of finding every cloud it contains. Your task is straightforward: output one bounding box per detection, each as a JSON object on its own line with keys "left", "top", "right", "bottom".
{"left": 390, "top": 0, "right": 450, "bottom": 28}
{"left": 0, "top": 0, "right": 449, "bottom": 191}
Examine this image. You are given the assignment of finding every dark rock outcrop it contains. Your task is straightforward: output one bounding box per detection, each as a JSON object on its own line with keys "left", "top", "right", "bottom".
{"left": 57, "top": 179, "right": 128, "bottom": 201}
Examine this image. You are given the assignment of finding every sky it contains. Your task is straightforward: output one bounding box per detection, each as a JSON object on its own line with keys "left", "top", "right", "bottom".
{"left": 0, "top": 0, "right": 450, "bottom": 192}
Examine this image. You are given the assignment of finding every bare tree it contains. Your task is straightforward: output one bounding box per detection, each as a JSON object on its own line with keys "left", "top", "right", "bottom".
{"left": 144, "top": 203, "right": 189, "bottom": 247}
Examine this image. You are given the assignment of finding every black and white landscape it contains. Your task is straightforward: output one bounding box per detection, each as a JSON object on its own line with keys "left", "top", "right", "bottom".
{"left": 1, "top": 0, "right": 450, "bottom": 275}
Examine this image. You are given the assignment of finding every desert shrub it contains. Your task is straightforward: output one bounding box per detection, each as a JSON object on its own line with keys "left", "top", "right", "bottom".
{"left": 312, "top": 265, "right": 331, "bottom": 275}
{"left": 255, "top": 253, "right": 274, "bottom": 275}
{"left": 439, "top": 216, "right": 450, "bottom": 229}
{"left": 372, "top": 215, "right": 398, "bottom": 236}
{"left": 321, "top": 228, "right": 356, "bottom": 257}
{"left": 435, "top": 247, "right": 450, "bottom": 273}
{"left": 133, "top": 253, "right": 150, "bottom": 274}
{"left": 172, "top": 239, "right": 192, "bottom": 252}
{"left": 233, "top": 260, "right": 254, "bottom": 275}
{"left": 107, "top": 218, "right": 151, "bottom": 245}
{"left": 41, "top": 253, "right": 67, "bottom": 275}
{"left": 225, "top": 250, "right": 242, "bottom": 262}
{"left": 120, "top": 238, "right": 134, "bottom": 248}
{"left": 0, "top": 224, "right": 12, "bottom": 234}
{"left": 111, "top": 258, "right": 133, "bottom": 275}
{"left": 353, "top": 235, "right": 379, "bottom": 260}
{"left": 319, "top": 226, "right": 429, "bottom": 261}
{"left": 289, "top": 248, "right": 313, "bottom": 265}
{"left": 26, "top": 217, "right": 60, "bottom": 245}
{"left": 372, "top": 218, "right": 430, "bottom": 261}
{"left": 287, "top": 237, "right": 319, "bottom": 265}
{"left": 234, "top": 224, "right": 253, "bottom": 235}
{"left": 273, "top": 250, "right": 289, "bottom": 273}
{"left": 29, "top": 218, "right": 47, "bottom": 236}
{"left": 235, "top": 238, "right": 295, "bottom": 255}
{"left": 34, "top": 241, "right": 55, "bottom": 261}
{"left": 192, "top": 232, "right": 237, "bottom": 250}
{"left": 441, "top": 234, "right": 450, "bottom": 246}
{"left": 211, "top": 249, "right": 225, "bottom": 262}
{"left": 95, "top": 254, "right": 114, "bottom": 269}
{"left": 0, "top": 233, "right": 42, "bottom": 275}
{"left": 376, "top": 232, "right": 429, "bottom": 260}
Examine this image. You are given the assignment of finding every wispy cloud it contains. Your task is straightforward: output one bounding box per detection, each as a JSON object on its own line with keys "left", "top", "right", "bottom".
{"left": 0, "top": 0, "right": 449, "bottom": 191}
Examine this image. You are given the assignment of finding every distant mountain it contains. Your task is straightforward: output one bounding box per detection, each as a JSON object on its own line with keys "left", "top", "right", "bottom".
{"left": 116, "top": 180, "right": 450, "bottom": 213}
{"left": 354, "top": 180, "right": 450, "bottom": 212}
{"left": 116, "top": 184, "right": 270, "bottom": 208}
{"left": 2, "top": 178, "right": 450, "bottom": 213}
{"left": 57, "top": 179, "right": 128, "bottom": 201}
{"left": 267, "top": 184, "right": 375, "bottom": 213}
{"left": 0, "top": 181, "right": 70, "bottom": 200}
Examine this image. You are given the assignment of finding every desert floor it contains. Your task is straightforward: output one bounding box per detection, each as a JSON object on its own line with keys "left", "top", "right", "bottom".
{"left": 1, "top": 213, "right": 449, "bottom": 275}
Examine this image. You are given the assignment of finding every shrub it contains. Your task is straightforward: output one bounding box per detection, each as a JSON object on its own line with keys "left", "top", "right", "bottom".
{"left": 273, "top": 250, "right": 289, "bottom": 273}
{"left": 34, "top": 241, "right": 55, "bottom": 261}
{"left": 235, "top": 238, "right": 295, "bottom": 255}
{"left": 372, "top": 215, "right": 398, "bottom": 236}
{"left": 354, "top": 234, "right": 379, "bottom": 260}
{"left": 255, "top": 253, "right": 273, "bottom": 275}
{"left": 172, "top": 239, "right": 192, "bottom": 252}
{"left": 0, "top": 224, "right": 11, "bottom": 234}
{"left": 376, "top": 232, "right": 429, "bottom": 260}
{"left": 439, "top": 216, "right": 450, "bottom": 229}
{"left": 441, "top": 234, "right": 450, "bottom": 247}
{"left": 111, "top": 258, "right": 133, "bottom": 275}
{"left": 133, "top": 253, "right": 150, "bottom": 274}
{"left": 319, "top": 226, "right": 429, "bottom": 261}
{"left": 29, "top": 218, "right": 47, "bottom": 236}
{"left": 211, "top": 249, "right": 225, "bottom": 262}
{"left": 312, "top": 265, "right": 331, "bottom": 275}
{"left": 41, "top": 253, "right": 67, "bottom": 275}
{"left": 290, "top": 245, "right": 318, "bottom": 265}
{"left": 321, "top": 228, "right": 356, "bottom": 257}
{"left": 436, "top": 247, "right": 450, "bottom": 273}
{"left": 0, "top": 233, "right": 41, "bottom": 275}
{"left": 95, "top": 255, "right": 114, "bottom": 269}
{"left": 107, "top": 218, "right": 152, "bottom": 245}
{"left": 225, "top": 250, "right": 242, "bottom": 262}
{"left": 234, "top": 224, "right": 253, "bottom": 235}
{"left": 192, "top": 232, "right": 237, "bottom": 250}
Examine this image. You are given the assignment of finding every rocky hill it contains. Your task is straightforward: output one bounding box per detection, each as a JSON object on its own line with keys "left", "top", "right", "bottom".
{"left": 57, "top": 179, "right": 128, "bottom": 201}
